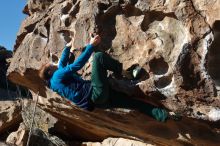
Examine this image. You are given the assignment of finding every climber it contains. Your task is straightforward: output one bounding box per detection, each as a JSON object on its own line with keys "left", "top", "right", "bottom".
{"left": 39, "top": 34, "right": 176, "bottom": 122}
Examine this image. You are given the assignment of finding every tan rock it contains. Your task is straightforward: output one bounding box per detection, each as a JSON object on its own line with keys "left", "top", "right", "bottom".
{"left": 0, "top": 142, "right": 12, "bottom": 146}
{"left": 21, "top": 99, "right": 57, "bottom": 133}
{"left": 6, "top": 123, "right": 27, "bottom": 146}
{"left": 0, "top": 100, "right": 22, "bottom": 135}
{"left": 5, "top": 0, "right": 220, "bottom": 144}
{"left": 36, "top": 95, "right": 220, "bottom": 146}
{"left": 6, "top": 99, "right": 65, "bottom": 146}
{"left": 7, "top": 0, "right": 219, "bottom": 120}
{"left": 83, "top": 138, "right": 155, "bottom": 146}
{"left": 6, "top": 123, "right": 66, "bottom": 146}
{"left": 192, "top": 0, "right": 220, "bottom": 26}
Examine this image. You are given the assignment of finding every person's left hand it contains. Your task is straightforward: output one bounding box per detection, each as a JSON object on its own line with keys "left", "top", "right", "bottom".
{"left": 90, "top": 35, "right": 101, "bottom": 46}
{"left": 70, "top": 47, "right": 80, "bottom": 52}
{"left": 66, "top": 40, "right": 73, "bottom": 47}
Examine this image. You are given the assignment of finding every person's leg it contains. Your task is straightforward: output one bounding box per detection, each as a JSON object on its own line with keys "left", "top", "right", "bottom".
{"left": 90, "top": 52, "right": 169, "bottom": 121}
{"left": 108, "top": 78, "right": 137, "bottom": 96}
{"left": 108, "top": 88, "right": 168, "bottom": 122}
{"left": 91, "top": 52, "right": 122, "bottom": 104}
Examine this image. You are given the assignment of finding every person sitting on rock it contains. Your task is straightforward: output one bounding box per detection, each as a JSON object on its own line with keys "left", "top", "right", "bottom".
{"left": 39, "top": 35, "right": 177, "bottom": 122}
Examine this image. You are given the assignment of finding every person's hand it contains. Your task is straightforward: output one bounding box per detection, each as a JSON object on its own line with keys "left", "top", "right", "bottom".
{"left": 66, "top": 40, "right": 73, "bottom": 47}
{"left": 90, "top": 35, "right": 101, "bottom": 46}
{"left": 70, "top": 47, "right": 80, "bottom": 52}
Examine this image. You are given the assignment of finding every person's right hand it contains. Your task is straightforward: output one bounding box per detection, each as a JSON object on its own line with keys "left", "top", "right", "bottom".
{"left": 90, "top": 35, "right": 101, "bottom": 46}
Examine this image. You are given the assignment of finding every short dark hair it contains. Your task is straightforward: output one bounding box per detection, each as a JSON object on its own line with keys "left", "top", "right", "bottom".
{"left": 39, "top": 63, "right": 53, "bottom": 81}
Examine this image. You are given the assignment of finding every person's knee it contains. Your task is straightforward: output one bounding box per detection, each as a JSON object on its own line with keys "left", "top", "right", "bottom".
{"left": 93, "top": 52, "right": 104, "bottom": 61}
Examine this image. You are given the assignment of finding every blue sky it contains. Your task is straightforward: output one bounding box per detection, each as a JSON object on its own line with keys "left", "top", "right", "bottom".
{"left": 0, "top": 0, "right": 27, "bottom": 50}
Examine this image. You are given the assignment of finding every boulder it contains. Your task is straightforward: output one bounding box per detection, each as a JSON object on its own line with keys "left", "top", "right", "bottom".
{"left": 6, "top": 123, "right": 28, "bottom": 146}
{"left": 0, "top": 142, "right": 14, "bottom": 146}
{"left": 21, "top": 99, "right": 57, "bottom": 132}
{"left": 7, "top": 0, "right": 220, "bottom": 120}
{"left": 192, "top": 0, "right": 220, "bottom": 25}
{"left": 0, "top": 101, "right": 22, "bottom": 137}
{"left": 36, "top": 94, "right": 220, "bottom": 145}
{"left": 1, "top": 96, "right": 220, "bottom": 145}
{"left": 6, "top": 125, "right": 67, "bottom": 146}
{"left": 6, "top": 100, "right": 65, "bottom": 146}
{"left": 5, "top": 0, "right": 220, "bottom": 145}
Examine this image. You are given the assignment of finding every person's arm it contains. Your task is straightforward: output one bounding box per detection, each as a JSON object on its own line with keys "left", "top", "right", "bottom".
{"left": 52, "top": 44, "right": 94, "bottom": 82}
{"left": 55, "top": 35, "right": 101, "bottom": 77}
{"left": 58, "top": 46, "right": 71, "bottom": 68}
{"left": 66, "top": 35, "right": 100, "bottom": 72}
{"left": 65, "top": 44, "right": 94, "bottom": 72}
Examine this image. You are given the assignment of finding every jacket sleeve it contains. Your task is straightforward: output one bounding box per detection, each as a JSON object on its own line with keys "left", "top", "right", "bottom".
{"left": 58, "top": 46, "right": 71, "bottom": 69}
{"left": 55, "top": 44, "right": 94, "bottom": 78}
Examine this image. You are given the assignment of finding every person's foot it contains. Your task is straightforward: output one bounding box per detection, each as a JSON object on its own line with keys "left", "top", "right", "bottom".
{"left": 121, "top": 66, "right": 143, "bottom": 80}
{"left": 132, "top": 66, "right": 142, "bottom": 79}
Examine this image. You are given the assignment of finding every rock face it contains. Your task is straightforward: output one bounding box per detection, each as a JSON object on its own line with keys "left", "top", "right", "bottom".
{"left": 8, "top": 0, "right": 220, "bottom": 120}
{"left": 5, "top": 0, "right": 220, "bottom": 145}
{"left": 2, "top": 98, "right": 220, "bottom": 146}
{"left": 5, "top": 100, "right": 67, "bottom": 146}
{"left": 0, "top": 100, "right": 22, "bottom": 138}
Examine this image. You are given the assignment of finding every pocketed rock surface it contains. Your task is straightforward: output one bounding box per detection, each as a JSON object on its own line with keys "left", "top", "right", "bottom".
{"left": 4, "top": 0, "right": 220, "bottom": 145}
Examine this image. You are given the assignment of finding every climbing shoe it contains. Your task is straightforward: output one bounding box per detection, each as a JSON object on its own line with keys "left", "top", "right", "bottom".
{"left": 132, "top": 66, "right": 142, "bottom": 79}
{"left": 121, "top": 66, "right": 143, "bottom": 80}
